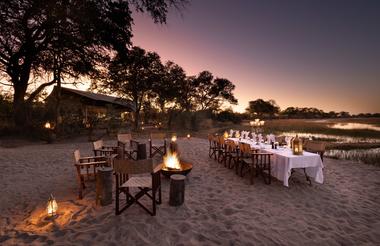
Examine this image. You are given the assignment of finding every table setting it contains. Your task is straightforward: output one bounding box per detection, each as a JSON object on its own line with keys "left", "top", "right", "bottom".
{"left": 228, "top": 136, "right": 324, "bottom": 187}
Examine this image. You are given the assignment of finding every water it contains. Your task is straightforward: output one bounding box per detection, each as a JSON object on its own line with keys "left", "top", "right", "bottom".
{"left": 279, "top": 131, "right": 380, "bottom": 165}
{"left": 325, "top": 148, "right": 380, "bottom": 165}
{"left": 329, "top": 123, "right": 380, "bottom": 131}
{"left": 280, "top": 131, "right": 380, "bottom": 143}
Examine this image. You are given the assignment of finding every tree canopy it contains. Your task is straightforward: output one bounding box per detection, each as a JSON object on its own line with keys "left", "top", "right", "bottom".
{"left": 192, "top": 71, "right": 238, "bottom": 111}
{"left": 246, "top": 99, "right": 280, "bottom": 118}
{"left": 0, "top": 0, "right": 186, "bottom": 127}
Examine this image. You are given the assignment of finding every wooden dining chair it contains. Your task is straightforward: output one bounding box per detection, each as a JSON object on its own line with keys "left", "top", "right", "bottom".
{"left": 224, "top": 140, "right": 239, "bottom": 169}
{"left": 93, "top": 139, "right": 118, "bottom": 156}
{"left": 114, "top": 159, "right": 162, "bottom": 216}
{"left": 149, "top": 133, "right": 167, "bottom": 158}
{"left": 216, "top": 135, "right": 227, "bottom": 164}
{"left": 208, "top": 134, "right": 218, "bottom": 159}
{"left": 304, "top": 140, "right": 326, "bottom": 161}
{"left": 239, "top": 142, "right": 256, "bottom": 177}
{"left": 117, "top": 133, "right": 139, "bottom": 160}
{"left": 73, "top": 149, "right": 108, "bottom": 199}
{"left": 253, "top": 152, "right": 273, "bottom": 185}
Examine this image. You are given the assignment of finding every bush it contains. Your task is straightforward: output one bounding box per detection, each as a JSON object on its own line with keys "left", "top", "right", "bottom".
{"left": 214, "top": 110, "right": 242, "bottom": 124}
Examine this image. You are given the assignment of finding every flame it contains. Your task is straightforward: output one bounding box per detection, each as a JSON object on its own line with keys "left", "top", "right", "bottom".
{"left": 171, "top": 135, "right": 177, "bottom": 142}
{"left": 163, "top": 152, "right": 181, "bottom": 170}
{"left": 223, "top": 131, "right": 229, "bottom": 139}
{"left": 47, "top": 195, "right": 58, "bottom": 216}
{"left": 187, "top": 134, "right": 191, "bottom": 139}
{"left": 44, "top": 122, "right": 51, "bottom": 129}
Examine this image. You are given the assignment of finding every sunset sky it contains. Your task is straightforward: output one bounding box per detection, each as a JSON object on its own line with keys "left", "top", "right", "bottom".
{"left": 131, "top": 0, "right": 380, "bottom": 114}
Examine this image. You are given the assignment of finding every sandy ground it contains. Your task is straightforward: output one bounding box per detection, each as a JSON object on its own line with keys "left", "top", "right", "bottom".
{"left": 0, "top": 138, "right": 379, "bottom": 245}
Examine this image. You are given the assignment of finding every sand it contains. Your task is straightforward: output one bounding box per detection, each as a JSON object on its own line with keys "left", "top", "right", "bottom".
{"left": 0, "top": 138, "right": 379, "bottom": 245}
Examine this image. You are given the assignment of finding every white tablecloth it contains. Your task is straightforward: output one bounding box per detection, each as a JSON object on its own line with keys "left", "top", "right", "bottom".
{"left": 228, "top": 138, "right": 324, "bottom": 187}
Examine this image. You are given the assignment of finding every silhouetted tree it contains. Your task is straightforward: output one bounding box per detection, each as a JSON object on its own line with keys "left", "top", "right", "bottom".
{"left": 98, "top": 47, "right": 163, "bottom": 130}
{"left": 192, "top": 71, "right": 237, "bottom": 111}
{"left": 152, "top": 61, "right": 186, "bottom": 128}
{"left": 246, "top": 99, "right": 280, "bottom": 118}
{"left": 0, "top": 0, "right": 186, "bottom": 128}
{"left": 176, "top": 75, "right": 197, "bottom": 112}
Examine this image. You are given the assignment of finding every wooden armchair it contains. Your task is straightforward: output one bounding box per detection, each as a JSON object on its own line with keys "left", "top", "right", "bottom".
{"left": 208, "top": 134, "right": 218, "bottom": 160}
{"left": 93, "top": 139, "right": 118, "bottom": 156}
{"left": 275, "top": 136, "right": 286, "bottom": 146}
{"left": 149, "top": 133, "right": 167, "bottom": 158}
{"left": 73, "top": 149, "right": 108, "bottom": 199}
{"left": 216, "top": 136, "right": 227, "bottom": 164}
{"left": 304, "top": 141, "right": 325, "bottom": 161}
{"left": 224, "top": 140, "right": 239, "bottom": 169}
{"left": 239, "top": 143, "right": 257, "bottom": 177}
{"left": 239, "top": 143, "right": 272, "bottom": 184}
{"left": 253, "top": 152, "right": 273, "bottom": 185}
{"left": 114, "top": 159, "right": 162, "bottom": 216}
{"left": 117, "top": 133, "right": 138, "bottom": 160}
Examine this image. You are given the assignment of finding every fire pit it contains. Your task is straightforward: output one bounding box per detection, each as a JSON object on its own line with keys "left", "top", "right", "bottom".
{"left": 160, "top": 151, "right": 193, "bottom": 178}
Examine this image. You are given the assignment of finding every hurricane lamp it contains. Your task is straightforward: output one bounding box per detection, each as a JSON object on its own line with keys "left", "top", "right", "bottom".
{"left": 292, "top": 135, "right": 303, "bottom": 155}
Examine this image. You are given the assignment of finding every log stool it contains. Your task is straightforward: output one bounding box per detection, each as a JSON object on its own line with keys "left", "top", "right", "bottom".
{"left": 169, "top": 174, "right": 186, "bottom": 206}
{"left": 96, "top": 167, "right": 113, "bottom": 206}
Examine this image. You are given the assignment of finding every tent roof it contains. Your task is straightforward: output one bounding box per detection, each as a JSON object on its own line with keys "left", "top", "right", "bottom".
{"left": 53, "top": 86, "right": 135, "bottom": 111}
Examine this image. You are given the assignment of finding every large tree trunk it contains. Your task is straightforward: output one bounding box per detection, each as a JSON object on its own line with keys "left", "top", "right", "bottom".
{"left": 12, "top": 82, "right": 29, "bottom": 129}
{"left": 134, "top": 109, "right": 140, "bottom": 131}
{"left": 53, "top": 56, "right": 62, "bottom": 134}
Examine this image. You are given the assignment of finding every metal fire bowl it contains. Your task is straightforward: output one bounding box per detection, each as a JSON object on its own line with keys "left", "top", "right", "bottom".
{"left": 160, "top": 161, "right": 193, "bottom": 178}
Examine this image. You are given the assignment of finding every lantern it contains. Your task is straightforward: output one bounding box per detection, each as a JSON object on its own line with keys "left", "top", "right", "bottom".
{"left": 223, "top": 131, "right": 229, "bottom": 139}
{"left": 260, "top": 120, "right": 265, "bottom": 126}
{"left": 44, "top": 122, "right": 51, "bottom": 129}
{"left": 292, "top": 135, "right": 303, "bottom": 155}
{"left": 249, "top": 121, "right": 255, "bottom": 127}
{"left": 47, "top": 194, "right": 58, "bottom": 217}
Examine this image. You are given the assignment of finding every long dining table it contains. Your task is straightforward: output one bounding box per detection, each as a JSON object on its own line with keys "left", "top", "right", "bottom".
{"left": 228, "top": 138, "right": 324, "bottom": 187}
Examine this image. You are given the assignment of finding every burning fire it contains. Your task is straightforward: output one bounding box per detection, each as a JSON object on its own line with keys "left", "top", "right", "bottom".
{"left": 163, "top": 152, "right": 181, "bottom": 170}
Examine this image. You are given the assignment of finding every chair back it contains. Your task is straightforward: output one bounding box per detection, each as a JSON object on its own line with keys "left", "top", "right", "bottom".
{"left": 150, "top": 133, "right": 166, "bottom": 140}
{"left": 208, "top": 134, "right": 214, "bottom": 143}
{"left": 208, "top": 134, "right": 217, "bottom": 146}
{"left": 275, "top": 136, "right": 286, "bottom": 145}
{"left": 304, "top": 141, "right": 325, "bottom": 160}
{"left": 304, "top": 141, "right": 325, "bottom": 152}
{"left": 225, "top": 139, "right": 237, "bottom": 152}
{"left": 93, "top": 140, "right": 103, "bottom": 150}
{"left": 114, "top": 159, "right": 153, "bottom": 175}
{"left": 239, "top": 142, "right": 251, "bottom": 155}
{"left": 217, "top": 135, "right": 226, "bottom": 145}
{"left": 118, "top": 133, "right": 132, "bottom": 143}
{"left": 74, "top": 149, "right": 81, "bottom": 164}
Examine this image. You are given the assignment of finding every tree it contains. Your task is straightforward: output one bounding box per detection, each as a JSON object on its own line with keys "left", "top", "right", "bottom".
{"left": 152, "top": 61, "right": 187, "bottom": 128}
{"left": 192, "top": 71, "right": 238, "bottom": 111}
{"left": 98, "top": 46, "right": 163, "bottom": 130}
{"left": 246, "top": 99, "right": 280, "bottom": 118}
{"left": 0, "top": 0, "right": 186, "bottom": 128}
{"left": 176, "top": 75, "right": 197, "bottom": 112}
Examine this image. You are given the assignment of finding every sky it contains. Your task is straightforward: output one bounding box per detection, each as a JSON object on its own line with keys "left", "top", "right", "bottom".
{"left": 131, "top": 0, "right": 380, "bottom": 114}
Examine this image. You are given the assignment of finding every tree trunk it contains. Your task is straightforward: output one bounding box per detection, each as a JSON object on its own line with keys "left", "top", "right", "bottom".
{"left": 53, "top": 55, "right": 62, "bottom": 135}
{"left": 134, "top": 109, "right": 140, "bottom": 131}
{"left": 12, "top": 82, "right": 29, "bottom": 129}
{"left": 167, "top": 110, "right": 173, "bottom": 130}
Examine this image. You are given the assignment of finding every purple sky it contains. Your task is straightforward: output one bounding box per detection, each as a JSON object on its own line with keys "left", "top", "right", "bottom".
{"left": 131, "top": 0, "right": 380, "bottom": 114}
